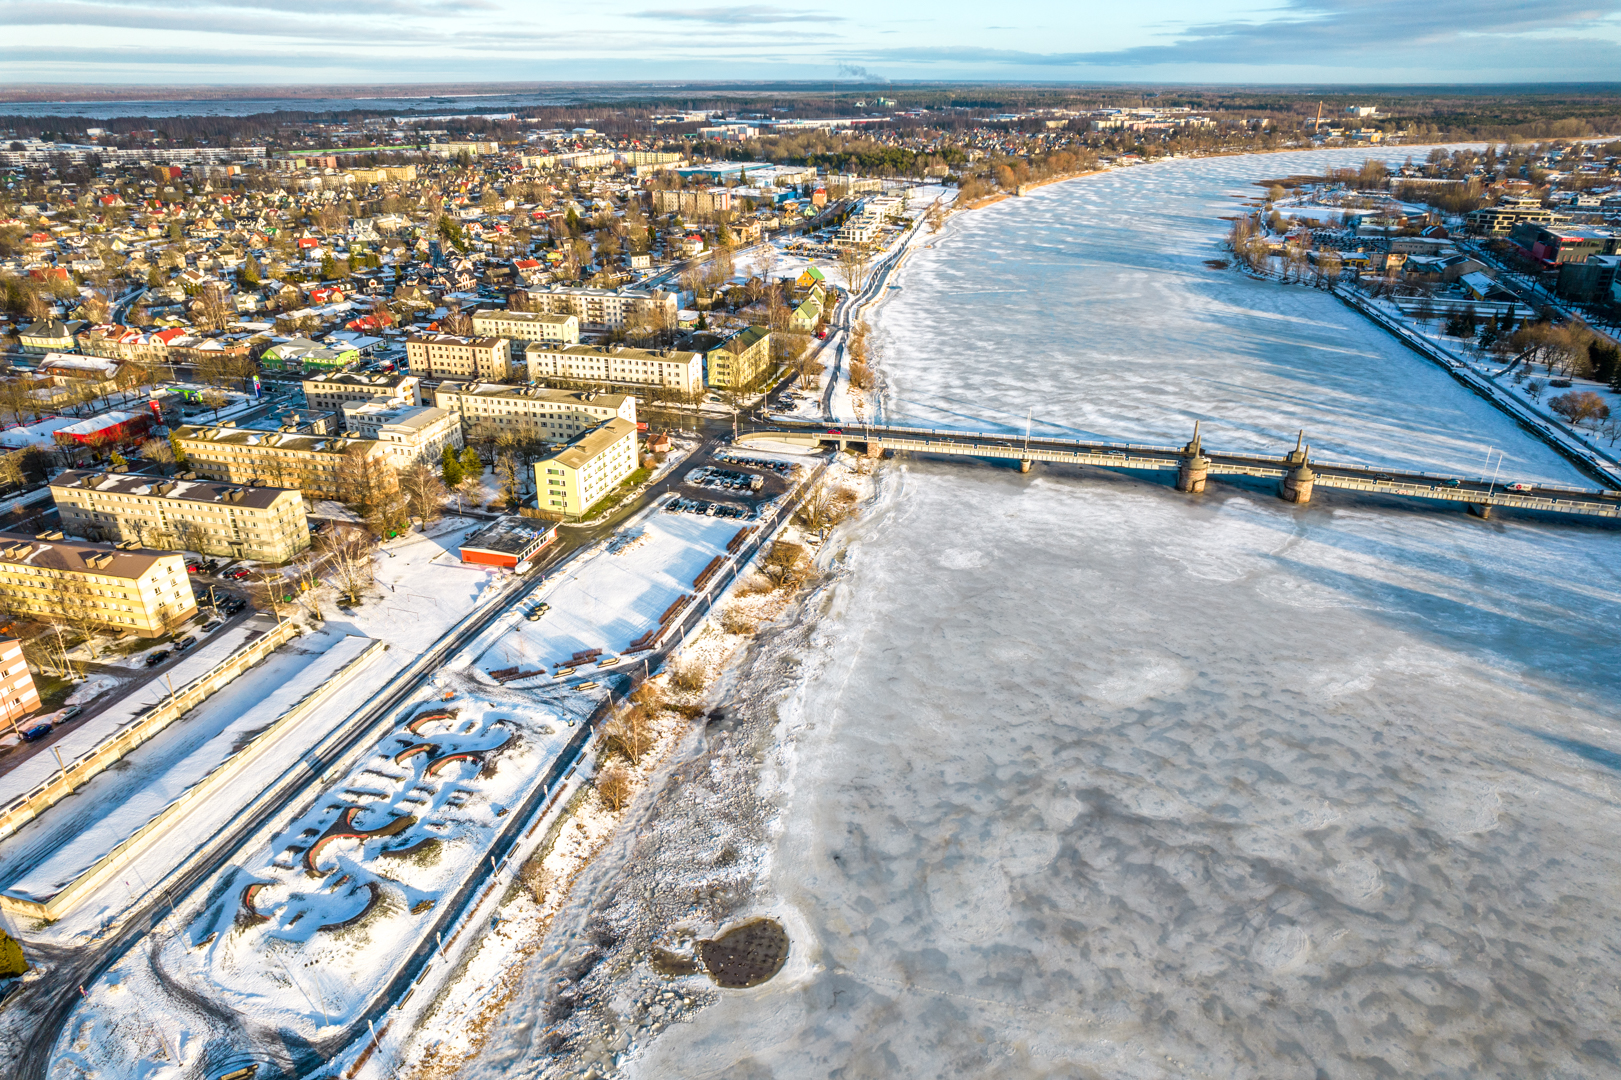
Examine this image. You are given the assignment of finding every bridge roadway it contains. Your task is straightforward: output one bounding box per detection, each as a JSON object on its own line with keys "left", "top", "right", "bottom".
{"left": 744, "top": 420, "right": 1621, "bottom": 520}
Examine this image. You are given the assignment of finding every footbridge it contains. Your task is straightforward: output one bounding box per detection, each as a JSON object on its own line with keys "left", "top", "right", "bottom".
{"left": 740, "top": 420, "right": 1621, "bottom": 521}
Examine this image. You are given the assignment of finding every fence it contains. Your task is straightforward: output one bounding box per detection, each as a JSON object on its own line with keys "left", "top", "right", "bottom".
{"left": 0, "top": 637, "right": 386, "bottom": 922}
{"left": 0, "top": 618, "right": 300, "bottom": 845}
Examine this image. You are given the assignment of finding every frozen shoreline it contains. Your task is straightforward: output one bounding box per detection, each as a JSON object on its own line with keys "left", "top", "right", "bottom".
{"left": 472, "top": 145, "right": 1621, "bottom": 1080}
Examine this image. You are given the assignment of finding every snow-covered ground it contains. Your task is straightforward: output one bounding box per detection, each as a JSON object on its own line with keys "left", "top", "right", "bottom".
{"left": 0, "top": 621, "right": 262, "bottom": 809}
{"left": 0, "top": 632, "right": 378, "bottom": 941}
{"left": 45, "top": 498, "right": 784, "bottom": 1078}
{"left": 474, "top": 502, "right": 755, "bottom": 682}
{"left": 467, "top": 147, "right": 1621, "bottom": 1080}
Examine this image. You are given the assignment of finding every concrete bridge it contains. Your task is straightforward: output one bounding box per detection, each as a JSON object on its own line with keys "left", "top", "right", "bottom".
{"left": 739, "top": 420, "right": 1621, "bottom": 521}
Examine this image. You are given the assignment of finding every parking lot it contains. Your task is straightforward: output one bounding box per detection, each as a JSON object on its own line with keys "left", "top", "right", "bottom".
{"left": 669, "top": 445, "right": 800, "bottom": 520}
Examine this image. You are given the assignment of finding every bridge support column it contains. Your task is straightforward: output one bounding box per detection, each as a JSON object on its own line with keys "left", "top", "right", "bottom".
{"left": 1176, "top": 421, "right": 1209, "bottom": 493}
{"left": 1279, "top": 430, "right": 1315, "bottom": 505}
{"left": 1468, "top": 503, "right": 1493, "bottom": 519}
{"left": 1018, "top": 459, "right": 1032, "bottom": 474}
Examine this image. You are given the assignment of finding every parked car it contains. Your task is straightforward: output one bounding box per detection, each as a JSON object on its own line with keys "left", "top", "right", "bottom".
{"left": 21, "top": 723, "right": 51, "bottom": 742}
{"left": 173, "top": 637, "right": 197, "bottom": 651}
{"left": 201, "top": 619, "right": 223, "bottom": 632}
{"left": 186, "top": 562, "right": 201, "bottom": 573}
{"left": 145, "top": 650, "right": 171, "bottom": 666}
{"left": 58, "top": 706, "right": 81, "bottom": 722}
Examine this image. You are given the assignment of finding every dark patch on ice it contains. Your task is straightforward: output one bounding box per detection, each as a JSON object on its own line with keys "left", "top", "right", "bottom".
{"left": 698, "top": 918, "right": 788, "bottom": 988}
{"left": 1580, "top": 1039, "right": 1619, "bottom": 1065}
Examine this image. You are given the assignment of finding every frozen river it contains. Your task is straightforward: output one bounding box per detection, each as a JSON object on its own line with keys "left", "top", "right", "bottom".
{"left": 482, "top": 149, "right": 1621, "bottom": 1079}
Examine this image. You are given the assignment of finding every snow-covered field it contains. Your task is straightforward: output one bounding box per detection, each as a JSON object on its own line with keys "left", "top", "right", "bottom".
{"left": 44, "top": 499, "right": 783, "bottom": 1078}
{"left": 475, "top": 147, "right": 1621, "bottom": 1080}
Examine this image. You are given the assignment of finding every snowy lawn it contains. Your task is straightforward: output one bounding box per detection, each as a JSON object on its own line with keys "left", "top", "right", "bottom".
{"left": 476, "top": 503, "right": 754, "bottom": 682}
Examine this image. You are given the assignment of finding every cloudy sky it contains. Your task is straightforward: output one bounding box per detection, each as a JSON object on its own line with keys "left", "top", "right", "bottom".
{"left": 3, "top": 0, "right": 1621, "bottom": 85}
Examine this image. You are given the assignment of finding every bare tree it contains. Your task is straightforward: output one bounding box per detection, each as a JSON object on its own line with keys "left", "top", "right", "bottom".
{"left": 320, "top": 523, "right": 377, "bottom": 605}
{"left": 249, "top": 569, "right": 290, "bottom": 620}
{"left": 137, "top": 434, "right": 175, "bottom": 473}
{"left": 399, "top": 462, "right": 446, "bottom": 525}
{"left": 337, "top": 445, "right": 406, "bottom": 535}
{"left": 494, "top": 433, "right": 525, "bottom": 505}
{"left": 836, "top": 244, "right": 873, "bottom": 295}
{"left": 601, "top": 702, "right": 654, "bottom": 765}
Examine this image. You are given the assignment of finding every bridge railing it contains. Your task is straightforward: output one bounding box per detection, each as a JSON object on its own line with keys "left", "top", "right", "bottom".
{"left": 754, "top": 422, "right": 1621, "bottom": 502}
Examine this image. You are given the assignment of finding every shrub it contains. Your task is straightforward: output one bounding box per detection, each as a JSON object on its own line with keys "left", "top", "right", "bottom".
{"left": 597, "top": 766, "right": 632, "bottom": 812}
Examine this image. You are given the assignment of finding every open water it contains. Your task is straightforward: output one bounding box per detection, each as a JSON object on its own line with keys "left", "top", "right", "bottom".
{"left": 626, "top": 149, "right": 1621, "bottom": 1078}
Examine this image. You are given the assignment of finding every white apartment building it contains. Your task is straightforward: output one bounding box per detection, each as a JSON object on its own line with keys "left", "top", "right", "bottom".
{"left": 340, "top": 404, "right": 464, "bottom": 468}
{"left": 470, "top": 309, "right": 581, "bottom": 345}
{"left": 405, "top": 334, "right": 515, "bottom": 381}
{"left": 521, "top": 286, "right": 677, "bottom": 331}
{"left": 833, "top": 195, "right": 903, "bottom": 248}
{"left": 302, "top": 371, "right": 420, "bottom": 415}
{"left": 525, "top": 343, "right": 703, "bottom": 398}
{"left": 432, "top": 383, "right": 636, "bottom": 443}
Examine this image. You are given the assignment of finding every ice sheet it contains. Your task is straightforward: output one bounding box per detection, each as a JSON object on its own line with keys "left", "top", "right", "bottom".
{"left": 520, "top": 147, "right": 1621, "bottom": 1079}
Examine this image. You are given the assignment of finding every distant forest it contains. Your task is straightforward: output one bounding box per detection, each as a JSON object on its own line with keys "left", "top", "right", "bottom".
{"left": 4, "top": 84, "right": 1620, "bottom": 147}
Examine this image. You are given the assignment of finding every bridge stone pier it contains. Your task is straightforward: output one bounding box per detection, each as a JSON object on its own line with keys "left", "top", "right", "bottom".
{"left": 1280, "top": 431, "right": 1316, "bottom": 505}
{"left": 1176, "top": 422, "right": 1209, "bottom": 493}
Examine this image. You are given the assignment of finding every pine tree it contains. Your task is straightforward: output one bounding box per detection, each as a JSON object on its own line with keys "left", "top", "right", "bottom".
{"left": 441, "top": 443, "right": 463, "bottom": 488}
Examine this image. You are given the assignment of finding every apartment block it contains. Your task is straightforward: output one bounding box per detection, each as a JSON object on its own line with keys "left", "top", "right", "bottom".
{"left": 651, "top": 187, "right": 733, "bottom": 217}
{"left": 470, "top": 309, "right": 580, "bottom": 345}
{"left": 340, "top": 404, "right": 464, "bottom": 468}
{"left": 1464, "top": 204, "right": 1561, "bottom": 236}
{"left": 520, "top": 286, "right": 677, "bottom": 331}
{"left": 533, "top": 419, "right": 639, "bottom": 519}
{"left": 0, "top": 637, "right": 41, "bottom": 727}
{"left": 173, "top": 424, "right": 386, "bottom": 501}
{"left": 703, "top": 326, "right": 772, "bottom": 389}
{"left": 405, "top": 334, "right": 514, "bottom": 381}
{"left": 0, "top": 532, "right": 195, "bottom": 634}
{"left": 302, "top": 371, "right": 420, "bottom": 416}
{"left": 525, "top": 343, "right": 703, "bottom": 397}
{"left": 52, "top": 470, "right": 310, "bottom": 562}
{"left": 432, "top": 383, "right": 637, "bottom": 443}
{"left": 833, "top": 195, "right": 902, "bottom": 248}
